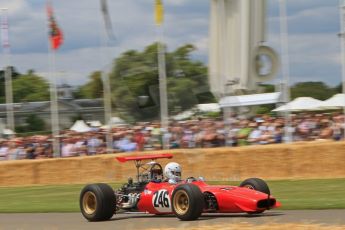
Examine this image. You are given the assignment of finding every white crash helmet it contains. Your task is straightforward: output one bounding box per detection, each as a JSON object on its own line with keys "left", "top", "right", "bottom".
{"left": 164, "top": 162, "right": 182, "bottom": 181}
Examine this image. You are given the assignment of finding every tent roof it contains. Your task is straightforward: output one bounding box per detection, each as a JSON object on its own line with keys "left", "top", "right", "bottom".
{"left": 316, "top": 94, "right": 345, "bottom": 110}
{"left": 273, "top": 97, "right": 322, "bottom": 112}
{"left": 88, "top": 120, "right": 102, "bottom": 127}
{"left": 196, "top": 103, "right": 220, "bottom": 112}
{"left": 110, "top": 117, "right": 126, "bottom": 125}
{"left": 219, "top": 92, "right": 282, "bottom": 108}
{"left": 70, "top": 120, "right": 92, "bottom": 133}
{"left": 173, "top": 110, "right": 195, "bottom": 120}
{"left": 2, "top": 128, "right": 15, "bottom": 135}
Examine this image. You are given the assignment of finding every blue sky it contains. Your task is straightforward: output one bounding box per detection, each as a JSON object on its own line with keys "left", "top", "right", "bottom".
{"left": 0, "top": 0, "right": 342, "bottom": 87}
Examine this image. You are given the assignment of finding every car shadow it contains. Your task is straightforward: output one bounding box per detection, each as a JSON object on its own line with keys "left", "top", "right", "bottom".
{"left": 108, "top": 211, "right": 284, "bottom": 222}
{"left": 199, "top": 212, "right": 284, "bottom": 220}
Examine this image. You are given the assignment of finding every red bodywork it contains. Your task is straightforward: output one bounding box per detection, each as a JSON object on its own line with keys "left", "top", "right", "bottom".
{"left": 137, "top": 180, "right": 280, "bottom": 214}
{"left": 116, "top": 154, "right": 280, "bottom": 214}
{"left": 116, "top": 154, "right": 173, "bottom": 163}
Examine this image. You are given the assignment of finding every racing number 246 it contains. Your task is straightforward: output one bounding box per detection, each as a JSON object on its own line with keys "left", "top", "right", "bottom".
{"left": 153, "top": 190, "right": 170, "bottom": 208}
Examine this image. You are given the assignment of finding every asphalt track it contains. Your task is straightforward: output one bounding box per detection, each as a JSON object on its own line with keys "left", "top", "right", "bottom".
{"left": 0, "top": 210, "right": 344, "bottom": 230}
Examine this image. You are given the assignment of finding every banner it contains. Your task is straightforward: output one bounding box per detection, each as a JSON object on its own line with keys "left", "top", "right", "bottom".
{"left": 155, "top": 0, "right": 164, "bottom": 25}
{"left": 100, "top": 0, "right": 115, "bottom": 40}
{"left": 0, "top": 10, "right": 10, "bottom": 52}
{"left": 47, "top": 2, "right": 63, "bottom": 50}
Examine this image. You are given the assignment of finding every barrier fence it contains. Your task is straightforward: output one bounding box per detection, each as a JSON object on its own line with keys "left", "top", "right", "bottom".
{"left": 1, "top": 141, "right": 345, "bottom": 186}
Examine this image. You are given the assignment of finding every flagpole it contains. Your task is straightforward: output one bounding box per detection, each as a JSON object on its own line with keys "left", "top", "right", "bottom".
{"left": 100, "top": 42, "right": 113, "bottom": 154}
{"left": 155, "top": 0, "right": 169, "bottom": 149}
{"left": 1, "top": 8, "right": 15, "bottom": 132}
{"left": 157, "top": 27, "right": 169, "bottom": 149}
{"left": 99, "top": 0, "right": 113, "bottom": 153}
{"left": 49, "top": 49, "right": 60, "bottom": 157}
{"left": 339, "top": 0, "right": 345, "bottom": 139}
{"left": 279, "top": 0, "right": 292, "bottom": 143}
{"left": 46, "top": 1, "right": 61, "bottom": 158}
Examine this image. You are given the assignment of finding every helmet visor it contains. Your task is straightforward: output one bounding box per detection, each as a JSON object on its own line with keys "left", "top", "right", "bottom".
{"left": 172, "top": 171, "right": 181, "bottom": 177}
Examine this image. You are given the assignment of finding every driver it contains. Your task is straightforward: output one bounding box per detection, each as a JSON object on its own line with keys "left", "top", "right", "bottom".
{"left": 164, "top": 162, "right": 182, "bottom": 184}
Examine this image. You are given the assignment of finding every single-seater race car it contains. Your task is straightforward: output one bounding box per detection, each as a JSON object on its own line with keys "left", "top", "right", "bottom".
{"left": 79, "top": 153, "right": 280, "bottom": 221}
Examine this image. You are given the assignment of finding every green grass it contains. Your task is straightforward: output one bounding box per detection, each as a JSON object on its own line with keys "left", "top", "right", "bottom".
{"left": 0, "top": 183, "right": 122, "bottom": 213}
{"left": 0, "top": 179, "right": 344, "bottom": 213}
{"left": 269, "top": 179, "right": 345, "bottom": 210}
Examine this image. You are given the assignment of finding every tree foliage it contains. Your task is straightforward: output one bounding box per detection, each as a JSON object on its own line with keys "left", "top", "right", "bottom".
{"left": 0, "top": 67, "right": 21, "bottom": 103}
{"left": 12, "top": 71, "right": 50, "bottom": 102}
{"left": 256, "top": 82, "right": 340, "bottom": 114}
{"left": 108, "top": 43, "right": 213, "bottom": 121}
{"left": 15, "top": 114, "right": 46, "bottom": 133}
{"left": 334, "top": 83, "right": 342, "bottom": 94}
{"left": 290, "top": 81, "right": 337, "bottom": 100}
{"left": 74, "top": 71, "right": 103, "bottom": 99}
{"left": 72, "top": 43, "right": 344, "bottom": 119}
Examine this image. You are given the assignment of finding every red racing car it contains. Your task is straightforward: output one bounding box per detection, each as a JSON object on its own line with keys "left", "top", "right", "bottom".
{"left": 79, "top": 154, "right": 280, "bottom": 221}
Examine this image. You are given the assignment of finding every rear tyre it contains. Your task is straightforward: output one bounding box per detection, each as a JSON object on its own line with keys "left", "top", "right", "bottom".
{"left": 240, "top": 178, "right": 270, "bottom": 195}
{"left": 171, "top": 184, "right": 204, "bottom": 221}
{"left": 80, "top": 183, "right": 116, "bottom": 221}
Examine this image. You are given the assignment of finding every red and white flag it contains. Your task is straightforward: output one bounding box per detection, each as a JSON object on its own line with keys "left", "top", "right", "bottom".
{"left": 46, "top": 2, "right": 63, "bottom": 50}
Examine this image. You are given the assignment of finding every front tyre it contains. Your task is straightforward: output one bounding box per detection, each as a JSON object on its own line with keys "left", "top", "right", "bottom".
{"left": 240, "top": 178, "right": 270, "bottom": 215}
{"left": 240, "top": 178, "right": 270, "bottom": 195}
{"left": 171, "top": 184, "right": 204, "bottom": 221}
{"left": 80, "top": 183, "right": 116, "bottom": 221}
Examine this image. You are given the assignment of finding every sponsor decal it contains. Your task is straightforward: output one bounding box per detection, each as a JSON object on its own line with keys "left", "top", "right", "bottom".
{"left": 220, "top": 187, "right": 234, "bottom": 191}
{"left": 144, "top": 189, "right": 152, "bottom": 195}
{"left": 152, "top": 189, "right": 171, "bottom": 212}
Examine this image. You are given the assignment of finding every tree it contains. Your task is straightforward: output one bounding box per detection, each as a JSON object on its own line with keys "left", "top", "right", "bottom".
{"left": 0, "top": 66, "right": 21, "bottom": 103}
{"left": 290, "top": 82, "right": 336, "bottom": 100}
{"left": 74, "top": 71, "right": 103, "bottom": 99}
{"left": 26, "top": 114, "right": 46, "bottom": 132}
{"left": 333, "top": 83, "right": 342, "bottom": 94}
{"left": 259, "top": 84, "right": 275, "bottom": 93}
{"left": 108, "top": 43, "right": 213, "bottom": 121}
{"left": 12, "top": 72, "right": 50, "bottom": 102}
{"left": 15, "top": 114, "right": 46, "bottom": 133}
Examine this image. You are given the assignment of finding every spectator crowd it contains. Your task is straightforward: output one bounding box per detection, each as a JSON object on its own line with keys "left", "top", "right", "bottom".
{"left": 0, "top": 112, "right": 344, "bottom": 161}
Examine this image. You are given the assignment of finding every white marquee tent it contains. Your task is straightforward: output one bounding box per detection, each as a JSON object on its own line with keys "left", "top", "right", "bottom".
{"left": 172, "top": 110, "right": 195, "bottom": 121}
{"left": 1, "top": 128, "right": 15, "bottom": 135}
{"left": 88, "top": 120, "right": 102, "bottom": 127}
{"left": 315, "top": 94, "right": 345, "bottom": 110}
{"left": 196, "top": 103, "right": 221, "bottom": 112}
{"left": 273, "top": 97, "right": 322, "bottom": 112}
{"left": 70, "top": 120, "right": 92, "bottom": 133}
{"left": 100, "top": 117, "right": 128, "bottom": 129}
{"left": 109, "top": 117, "right": 126, "bottom": 126}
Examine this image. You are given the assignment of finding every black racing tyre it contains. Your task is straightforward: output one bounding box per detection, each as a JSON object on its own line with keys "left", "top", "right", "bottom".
{"left": 80, "top": 183, "right": 116, "bottom": 221}
{"left": 239, "top": 178, "right": 271, "bottom": 195}
{"left": 171, "top": 184, "right": 204, "bottom": 221}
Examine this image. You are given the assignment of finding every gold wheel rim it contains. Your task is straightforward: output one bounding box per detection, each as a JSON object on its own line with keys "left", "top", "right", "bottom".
{"left": 174, "top": 190, "right": 189, "bottom": 215}
{"left": 83, "top": 191, "right": 97, "bottom": 215}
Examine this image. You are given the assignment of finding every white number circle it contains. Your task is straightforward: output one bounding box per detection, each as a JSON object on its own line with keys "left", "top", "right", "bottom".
{"left": 152, "top": 189, "right": 171, "bottom": 213}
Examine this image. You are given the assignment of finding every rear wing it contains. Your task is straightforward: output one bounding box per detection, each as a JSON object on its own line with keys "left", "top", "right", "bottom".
{"left": 116, "top": 153, "right": 173, "bottom": 163}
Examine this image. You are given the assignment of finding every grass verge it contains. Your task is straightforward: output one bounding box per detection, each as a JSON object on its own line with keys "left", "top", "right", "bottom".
{"left": 0, "top": 179, "right": 344, "bottom": 213}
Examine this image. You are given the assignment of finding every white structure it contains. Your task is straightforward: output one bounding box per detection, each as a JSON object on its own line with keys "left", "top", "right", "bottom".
{"left": 209, "top": 0, "right": 279, "bottom": 98}
{"left": 70, "top": 120, "right": 92, "bottom": 133}
{"left": 88, "top": 120, "right": 102, "bottom": 127}
{"left": 273, "top": 97, "right": 322, "bottom": 112}
{"left": 315, "top": 94, "right": 345, "bottom": 110}
{"left": 219, "top": 92, "right": 281, "bottom": 108}
{"left": 196, "top": 103, "right": 221, "bottom": 113}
